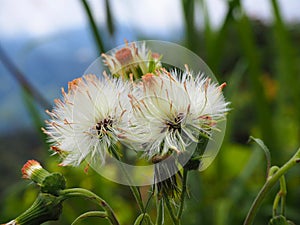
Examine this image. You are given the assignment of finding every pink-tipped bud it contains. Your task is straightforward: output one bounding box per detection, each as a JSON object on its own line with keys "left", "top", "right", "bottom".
{"left": 21, "top": 160, "right": 50, "bottom": 186}
{"left": 22, "top": 160, "right": 43, "bottom": 180}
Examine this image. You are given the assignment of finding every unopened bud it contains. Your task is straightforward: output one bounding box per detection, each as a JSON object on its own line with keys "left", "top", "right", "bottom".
{"left": 22, "top": 160, "right": 66, "bottom": 196}
{"left": 268, "top": 215, "right": 295, "bottom": 225}
{"left": 22, "top": 160, "right": 50, "bottom": 184}
{"left": 2, "top": 193, "right": 63, "bottom": 225}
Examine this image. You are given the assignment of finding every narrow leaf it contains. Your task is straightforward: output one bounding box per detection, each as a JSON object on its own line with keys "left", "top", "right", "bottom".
{"left": 155, "top": 199, "right": 164, "bottom": 225}
{"left": 105, "top": 0, "right": 115, "bottom": 36}
{"left": 22, "top": 88, "right": 50, "bottom": 150}
{"left": 249, "top": 136, "right": 271, "bottom": 176}
{"left": 81, "top": 0, "right": 105, "bottom": 54}
{"left": 133, "top": 213, "right": 154, "bottom": 225}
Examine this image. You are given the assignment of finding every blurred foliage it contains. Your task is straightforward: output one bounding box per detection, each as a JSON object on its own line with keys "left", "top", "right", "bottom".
{"left": 1, "top": 0, "right": 300, "bottom": 224}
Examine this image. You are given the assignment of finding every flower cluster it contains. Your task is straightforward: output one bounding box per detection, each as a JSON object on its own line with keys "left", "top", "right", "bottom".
{"left": 43, "top": 41, "right": 229, "bottom": 172}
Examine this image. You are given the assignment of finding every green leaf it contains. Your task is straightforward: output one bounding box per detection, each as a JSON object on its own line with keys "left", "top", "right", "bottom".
{"left": 81, "top": 0, "right": 105, "bottom": 54}
{"left": 133, "top": 213, "right": 154, "bottom": 225}
{"left": 22, "top": 89, "right": 49, "bottom": 149}
{"left": 249, "top": 136, "right": 271, "bottom": 176}
{"left": 0, "top": 45, "right": 51, "bottom": 109}
{"left": 181, "top": 0, "right": 197, "bottom": 51}
{"left": 105, "top": 0, "right": 115, "bottom": 36}
{"left": 155, "top": 199, "right": 164, "bottom": 225}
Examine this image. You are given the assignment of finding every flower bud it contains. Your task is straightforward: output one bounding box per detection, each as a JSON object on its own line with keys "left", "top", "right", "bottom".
{"left": 102, "top": 41, "right": 161, "bottom": 79}
{"left": 268, "top": 215, "right": 294, "bottom": 225}
{"left": 22, "top": 160, "right": 50, "bottom": 184}
{"left": 2, "top": 193, "right": 63, "bottom": 225}
{"left": 22, "top": 160, "right": 66, "bottom": 196}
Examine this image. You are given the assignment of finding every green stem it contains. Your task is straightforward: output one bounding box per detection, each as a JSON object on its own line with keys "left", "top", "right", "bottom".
{"left": 59, "top": 188, "right": 120, "bottom": 225}
{"left": 164, "top": 197, "right": 179, "bottom": 225}
{"left": 272, "top": 191, "right": 281, "bottom": 217}
{"left": 279, "top": 174, "right": 287, "bottom": 216}
{"left": 110, "top": 148, "right": 145, "bottom": 213}
{"left": 155, "top": 199, "right": 164, "bottom": 225}
{"left": 243, "top": 148, "right": 300, "bottom": 225}
{"left": 71, "top": 211, "right": 108, "bottom": 225}
{"left": 272, "top": 173, "right": 287, "bottom": 217}
{"left": 177, "top": 169, "right": 188, "bottom": 220}
{"left": 130, "top": 185, "right": 145, "bottom": 213}
{"left": 269, "top": 166, "right": 280, "bottom": 217}
{"left": 80, "top": 0, "right": 105, "bottom": 54}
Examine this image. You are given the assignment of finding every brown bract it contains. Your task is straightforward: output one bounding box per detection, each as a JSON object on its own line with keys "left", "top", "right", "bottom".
{"left": 115, "top": 47, "right": 133, "bottom": 65}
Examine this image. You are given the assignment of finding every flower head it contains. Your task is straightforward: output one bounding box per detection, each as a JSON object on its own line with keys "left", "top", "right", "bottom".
{"left": 102, "top": 41, "right": 161, "bottom": 79}
{"left": 129, "top": 69, "right": 229, "bottom": 159}
{"left": 43, "top": 74, "right": 131, "bottom": 167}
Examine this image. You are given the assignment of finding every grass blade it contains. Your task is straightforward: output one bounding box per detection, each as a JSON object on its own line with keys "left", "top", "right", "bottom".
{"left": 234, "top": 4, "right": 277, "bottom": 153}
{"left": 0, "top": 45, "right": 50, "bottom": 109}
{"left": 105, "top": 0, "right": 115, "bottom": 36}
{"left": 81, "top": 0, "right": 105, "bottom": 54}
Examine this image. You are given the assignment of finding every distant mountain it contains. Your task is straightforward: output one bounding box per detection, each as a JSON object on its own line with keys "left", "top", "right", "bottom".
{"left": 0, "top": 24, "right": 184, "bottom": 133}
{"left": 0, "top": 25, "right": 136, "bottom": 132}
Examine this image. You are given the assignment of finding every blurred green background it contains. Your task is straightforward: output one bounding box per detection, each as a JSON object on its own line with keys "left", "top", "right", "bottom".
{"left": 1, "top": 0, "right": 300, "bottom": 224}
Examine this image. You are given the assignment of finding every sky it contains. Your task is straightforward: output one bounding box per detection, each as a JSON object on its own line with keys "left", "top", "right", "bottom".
{"left": 0, "top": 0, "right": 300, "bottom": 132}
{"left": 1, "top": 0, "right": 300, "bottom": 39}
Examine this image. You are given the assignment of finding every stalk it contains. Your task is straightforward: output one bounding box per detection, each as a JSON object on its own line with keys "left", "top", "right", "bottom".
{"left": 243, "top": 148, "right": 300, "bottom": 225}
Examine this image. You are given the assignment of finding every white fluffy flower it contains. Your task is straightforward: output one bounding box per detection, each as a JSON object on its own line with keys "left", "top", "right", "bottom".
{"left": 128, "top": 69, "right": 229, "bottom": 159}
{"left": 43, "top": 74, "right": 131, "bottom": 166}
{"left": 102, "top": 41, "right": 161, "bottom": 79}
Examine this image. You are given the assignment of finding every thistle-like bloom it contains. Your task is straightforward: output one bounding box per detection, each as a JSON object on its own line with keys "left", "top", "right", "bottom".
{"left": 43, "top": 74, "right": 131, "bottom": 167}
{"left": 129, "top": 69, "right": 229, "bottom": 159}
{"left": 102, "top": 41, "right": 161, "bottom": 79}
